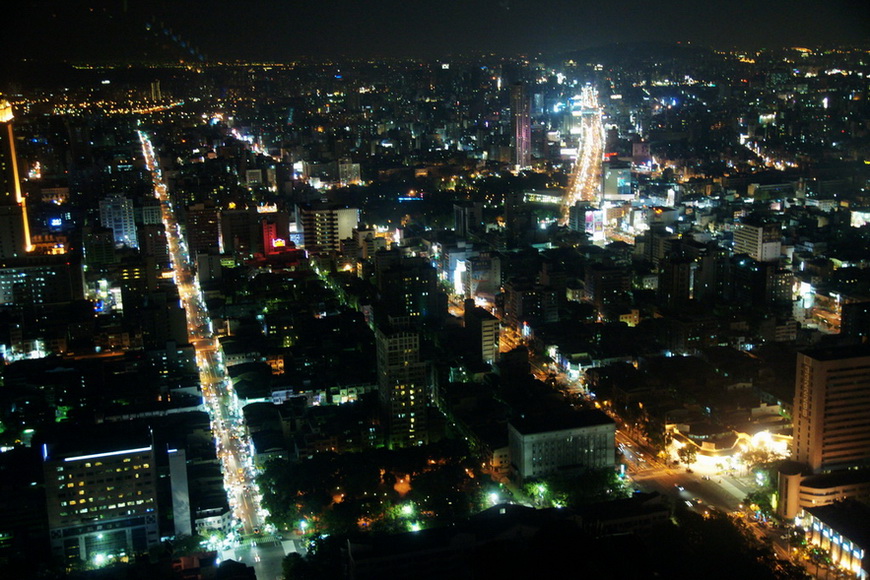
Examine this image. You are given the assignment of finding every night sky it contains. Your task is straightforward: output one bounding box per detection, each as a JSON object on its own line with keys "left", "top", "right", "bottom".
{"left": 7, "top": 0, "right": 870, "bottom": 62}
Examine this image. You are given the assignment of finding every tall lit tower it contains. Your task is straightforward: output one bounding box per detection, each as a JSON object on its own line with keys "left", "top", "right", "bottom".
{"left": 0, "top": 100, "right": 32, "bottom": 257}
{"left": 510, "top": 83, "right": 531, "bottom": 169}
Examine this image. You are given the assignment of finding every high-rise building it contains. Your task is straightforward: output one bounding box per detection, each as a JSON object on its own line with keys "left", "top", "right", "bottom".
{"left": 42, "top": 426, "right": 160, "bottom": 563}
{"left": 99, "top": 194, "right": 138, "bottom": 249}
{"left": 793, "top": 345, "right": 870, "bottom": 473}
{"left": 297, "top": 202, "right": 359, "bottom": 255}
{"left": 464, "top": 300, "right": 500, "bottom": 366}
{"left": 220, "top": 207, "right": 261, "bottom": 256}
{"left": 733, "top": 219, "right": 781, "bottom": 262}
{"left": 602, "top": 163, "right": 633, "bottom": 201}
{"left": 510, "top": 83, "right": 531, "bottom": 169}
{"left": 0, "top": 254, "right": 85, "bottom": 306}
{"left": 185, "top": 202, "right": 221, "bottom": 255}
{"left": 375, "top": 316, "right": 429, "bottom": 448}
{"left": 658, "top": 255, "right": 695, "bottom": 310}
{"left": 0, "top": 101, "right": 32, "bottom": 258}
{"left": 453, "top": 202, "right": 483, "bottom": 238}
{"left": 375, "top": 254, "right": 439, "bottom": 320}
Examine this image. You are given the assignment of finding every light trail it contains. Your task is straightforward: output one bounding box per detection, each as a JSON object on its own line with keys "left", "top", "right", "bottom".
{"left": 138, "top": 130, "right": 265, "bottom": 537}
{"left": 560, "top": 86, "right": 605, "bottom": 224}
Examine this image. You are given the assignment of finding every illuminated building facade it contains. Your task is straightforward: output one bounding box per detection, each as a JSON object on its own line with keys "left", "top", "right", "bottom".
{"left": 464, "top": 301, "right": 500, "bottom": 366}
{"left": 43, "top": 433, "right": 160, "bottom": 563}
{"left": 733, "top": 220, "right": 781, "bottom": 263}
{"left": 0, "top": 101, "right": 32, "bottom": 258}
{"left": 375, "top": 316, "right": 429, "bottom": 448}
{"left": 99, "top": 194, "right": 138, "bottom": 250}
{"left": 796, "top": 501, "right": 869, "bottom": 579}
{"left": 510, "top": 83, "right": 531, "bottom": 168}
{"left": 0, "top": 254, "right": 85, "bottom": 306}
{"left": 297, "top": 202, "right": 359, "bottom": 255}
{"left": 792, "top": 345, "right": 870, "bottom": 474}
{"left": 508, "top": 411, "right": 616, "bottom": 482}
{"left": 602, "top": 164, "right": 633, "bottom": 201}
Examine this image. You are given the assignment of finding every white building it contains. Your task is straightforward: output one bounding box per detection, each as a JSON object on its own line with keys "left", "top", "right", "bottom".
{"left": 733, "top": 220, "right": 781, "bottom": 262}
{"left": 508, "top": 410, "right": 615, "bottom": 482}
{"left": 99, "top": 194, "right": 138, "bottom": 249}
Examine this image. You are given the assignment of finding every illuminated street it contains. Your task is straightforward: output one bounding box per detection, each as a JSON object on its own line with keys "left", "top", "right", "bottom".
{"left": 560, "top": 85, "right": 605, "bottom": 223}
{"left": 138, "top": 131, "right": 266, "bottom": 538}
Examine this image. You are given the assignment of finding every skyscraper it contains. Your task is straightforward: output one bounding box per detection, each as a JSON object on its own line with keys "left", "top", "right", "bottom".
{"left": 733, "top": 219, "right": 781, "bottom": 263}
{"left": 792, "top": 345, "right": 870, "bottom": 473}
{"left": 0, "top": 101, "right": 32, "bottom": 258}
{"left": 43, "top": 426, "right": 160, "bottom": 563}
{"left": 510, "top": 83, "right": 531, "bottom": 169}
{"left": 99, "top": 194, "right": 138, "bottom": 249}
{"left": 375, "top": 316, "right": 429, "bottom": 448}
{"left": 297, "top": 202, "right": 359, "bottom": 255}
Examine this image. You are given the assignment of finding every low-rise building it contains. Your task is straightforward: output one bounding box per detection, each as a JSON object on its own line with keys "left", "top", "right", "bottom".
{"left": 508, "top": 410, "right": 615, "bottom": 482}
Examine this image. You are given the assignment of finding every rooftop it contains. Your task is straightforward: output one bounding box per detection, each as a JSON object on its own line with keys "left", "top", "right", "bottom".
{"left": 510, "top": 409, "right": 614, "bottom": 436}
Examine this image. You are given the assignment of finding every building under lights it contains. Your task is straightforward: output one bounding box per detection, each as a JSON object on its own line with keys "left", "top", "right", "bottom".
{"left": 99, "top": 194, "right": 139, "bottom": 250}
{"left": 510, "top": 83, "right": 531, "bottom": 169}
{"left": 733, "top": 219, "right": 781, "bottom": 263}
{"left": 375, "top": 315, "right": 429, "bottom": 448}
{"left": 796, "top": 500, "right": 870, "bottom": 579}
{"left": 297, "top": 202, "right": 359, "bottom": 255}
{"left": 792, "top": 345, "right": 870, "bottom": 474}
{"left": 0, "top": 100, "right": 32, "bottom": 258}
{"left": 778, "top": 345, "right": 870, "bottom": 520}
{"left": 508, "top": 410, "right": 616, "bottom": 482}
{"left": 42, "top": 427, "right": 160, "bottom": 564}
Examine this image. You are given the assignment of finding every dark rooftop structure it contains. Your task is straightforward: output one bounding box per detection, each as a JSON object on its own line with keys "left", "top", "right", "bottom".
{"left": 510, "top": 408, "right": 614, "bottom": 435}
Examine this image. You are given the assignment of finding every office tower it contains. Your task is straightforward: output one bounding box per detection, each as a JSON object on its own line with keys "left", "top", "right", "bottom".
{"left": 503, "top": 278, "right": 559, "bottom": 328}
{"left": 43, "top": 427, "right": 160, "bottom": 563}
{"left": 464, "top": 300, "right": 500, "bottom": 366}
{"left": 261, "top": 212, "right": 291, "bottom": 255}
{"left": 510, "top": 83, "right": 531, "bottom": 168}
{"left": 82, "top": 227, "right": 117, "bottom": 267}
{"left": 375, "top": 316, "right": 429, "bottom": 448}
{"left": 602, "top": 163, "right": 633, "bottom": 201}
{"left": 508, "top": 411, "right": 616, "bottom": 482}
{"left": 137, "top": 223, "right": 170, "bottom": 265}
{"left": 337, "top": 158, "right": 361, "bottom": 185}
{"left": 375, "top": 254, "right": 439, "bottom": 320}
{"left": 793, "top": 345, "right": 870, "bottom": 473}
{"left": 453, "top": 202, "right": 483, "bottom": 238}
{"left": 297, "top": 202, "right": 359, "bottom": 255}
{"left": 185, "top": 202, "right": 221, "bottom": 255}
{"left": 584, "top": 265, "right": 631, "bottom": 311}
{"left": 733, "top": 219, "right": 781, "bottom": 262}
{"left": 220, "top": 207, "right": 261, "bottom": 256}
{"left": 659, "top": 255, "right": 695, "bottom": 310}
{"left": 730, "top": 255, "right": 792, "bottom": 308}
{"left": 136, "top": 200, "right": 163, "bottom": 226}
{"left": 167, "top": 448, "right": 192, "bottom": 537}
{"left": 842, "top": 301, "right": 870, "bottom": 345}
{"left": 99, "top": 194, "right": 138, "bottom": 249}
{"left": 0, "top": 101, "right": 32, "bottom": 257}
{"left": 0, "top": 254, "right": 85, "bottom": 306}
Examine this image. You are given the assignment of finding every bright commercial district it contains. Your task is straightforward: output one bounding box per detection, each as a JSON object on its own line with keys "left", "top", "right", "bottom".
{"left": 139, "top": 87, "right": 829, "bottom": 578}
{"left": 140, "top": 131, "right": 292, "bottom": 578}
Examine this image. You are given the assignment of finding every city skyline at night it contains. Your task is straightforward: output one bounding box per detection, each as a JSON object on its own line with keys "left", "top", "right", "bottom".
{"left": 1, "top": 3, "right": 869, "bottom": 579}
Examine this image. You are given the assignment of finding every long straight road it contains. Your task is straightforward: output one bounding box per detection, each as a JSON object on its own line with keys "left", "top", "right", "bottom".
{"left": 560, "top": 85, "right": 605, "bottom": 224}
{"left": 138, "top": 131, "right": 265, "bottom": 536}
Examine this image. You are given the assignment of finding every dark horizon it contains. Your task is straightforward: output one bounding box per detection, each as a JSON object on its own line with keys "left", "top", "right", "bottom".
{"left": 7, "top": 0, "right": 869, "bottom": 63}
